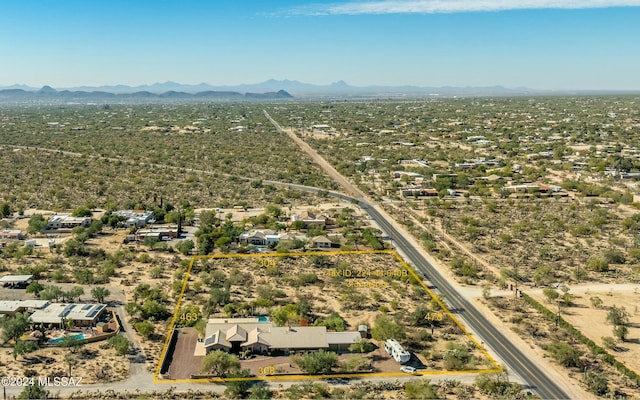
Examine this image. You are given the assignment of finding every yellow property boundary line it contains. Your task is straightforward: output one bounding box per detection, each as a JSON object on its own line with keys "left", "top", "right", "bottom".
{"left": 153, "top": 250, "right": 502, "bottom": 383}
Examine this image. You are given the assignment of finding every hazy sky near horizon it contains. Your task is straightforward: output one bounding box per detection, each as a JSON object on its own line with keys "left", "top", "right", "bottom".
{"left": 2, "top": 0, "right": 639, "bottom": 90}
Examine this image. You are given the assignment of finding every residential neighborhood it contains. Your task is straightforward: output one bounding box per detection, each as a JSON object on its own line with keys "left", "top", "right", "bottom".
{"left": 1, "top": 96, "right": 640, "bottom": 399}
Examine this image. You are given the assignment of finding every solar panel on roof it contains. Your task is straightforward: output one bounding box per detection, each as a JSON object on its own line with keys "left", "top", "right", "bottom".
{"left": 86, "top": 309, "right": 100, "bottom": 318}
{"left": 82, "top": 304, "right": 92, "bottom": 310}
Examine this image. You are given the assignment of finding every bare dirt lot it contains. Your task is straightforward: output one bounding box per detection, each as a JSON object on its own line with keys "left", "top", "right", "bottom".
{"left": 488, "top": 292, "right": 640, "bottom": 399}
{"left": 531, "top": 285, "right": 640, "bottom": 374}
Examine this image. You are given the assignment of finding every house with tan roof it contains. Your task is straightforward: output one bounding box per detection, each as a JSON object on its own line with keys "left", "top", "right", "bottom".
{"left": 202, "top": 318, "right": 361, "bottom": 355}
{"left": 239, "top": 229, "right": 279, "bottom": 246}
{"left": 310, "top": 235, "right": 334, "bottom": 249}
{"left": 291, "top": 211, "right": 335, "bottom": 229}
{"left": 278, "top": 232, "right": 306, "bottom": 242}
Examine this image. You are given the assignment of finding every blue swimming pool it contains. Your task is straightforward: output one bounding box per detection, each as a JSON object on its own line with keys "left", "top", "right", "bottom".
{"left": 49, "top": 333, "right": 85, "bottom": 345}
{"left": 257, "top": 316, "right": 268, "bottom": 323}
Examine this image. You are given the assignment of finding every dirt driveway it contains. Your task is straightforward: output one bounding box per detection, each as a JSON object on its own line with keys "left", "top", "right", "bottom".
{"left": 166, "top": 327, "right": 203, "bottom": 379}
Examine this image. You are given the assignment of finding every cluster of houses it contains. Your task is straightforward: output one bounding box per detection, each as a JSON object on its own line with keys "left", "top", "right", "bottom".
{"left": 46, "top": 210, "right": 156, "bottom": 231}
{"left": 238, "top": 211, "right": 340, "bottom": 250}
{"left": 1, "top": 214, "right": 93, "bottom": 247}
{"left": 239, "top": 229, "right": 335, "bottom": 250}
{"left": 400, "top": 181, "right": 567, "bottom": 198}
{"left": 1, "top": 207, "right": 349, "bottom": 251}
{"left": 453, "top": 158, "right": 500, "bottom": 169}
{"left": 392, "top": 157, "right": 571, "bottom": 198}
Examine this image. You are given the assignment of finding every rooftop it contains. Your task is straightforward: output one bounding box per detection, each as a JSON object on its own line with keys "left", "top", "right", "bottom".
{"left": 0, "top": 300, "right": 49, "bottom": 314}
{"left": 0, "top": 275, "right": 34, "bottom": 283}
{"left": 204, "top": 318, "right": 360, "bottom": 352}
{"left": 29, "top": 303, "right": 106, "bottom": 324}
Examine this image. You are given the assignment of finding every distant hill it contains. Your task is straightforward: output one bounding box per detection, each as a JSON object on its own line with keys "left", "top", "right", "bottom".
{"left": 0, "top": 86, "right": 293, "bottom": 103}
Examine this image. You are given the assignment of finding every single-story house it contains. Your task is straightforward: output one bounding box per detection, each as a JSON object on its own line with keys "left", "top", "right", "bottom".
{"left": 401, "top": 188, "right": 439, "bottom": 197}
{"left": 397, "top": 159, "right": 429, "bottom": 167}
{"left": 278, "top": 232, "right": 306, "bottom": 242}
{"left": 29, "top": 303, "right": 107, "bottom": 328}
{"left": 202, "top": 318, "right": 361, "bottom": 355}
{"left": 46, "top": 215, "right": 91, "bottom": 230}
{"left": 310, "top": 236, "right": 333, "bottom": 249}
{"left": 504, "top": 184, "right": 563, "bottom": 194}
{"left": 393, "top": 171, "right": 423, "bottom": 180}
{"left": 0, "top": 230, "right": 23, "bottom": 240}
{"left": 477, "top": 174, "right": 503, "bottom": 182}
{"left": 114, "top": 210, "right": 155, "bottom": 227}
{"left": 0, "top": 299, "right": 50, "bottom": 317}
{"left": 135, "top": 225, "right": 179, "bottom": 241}
{"left": 239, "top": 229, "right": 278, "bottom": 246}
{"left": 291, "top": 212, "right": 335, "bottom": 229}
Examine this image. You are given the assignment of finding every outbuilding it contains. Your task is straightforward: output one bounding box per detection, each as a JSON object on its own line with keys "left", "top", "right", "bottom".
{"left": 0, "top": 274, "right": 34, "bottom": 288}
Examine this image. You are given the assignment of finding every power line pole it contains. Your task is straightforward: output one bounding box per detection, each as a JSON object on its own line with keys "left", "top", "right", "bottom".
{"left": 514, "top": 255, "right": 521, "bottom": 299}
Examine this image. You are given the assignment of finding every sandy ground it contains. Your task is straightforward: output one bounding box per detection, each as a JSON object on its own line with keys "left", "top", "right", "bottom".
{"left": 530, "top": 284, "right": 640, "bottom": 374}
{"left": 474, "top": 295, "right": 599, "bottom": 400}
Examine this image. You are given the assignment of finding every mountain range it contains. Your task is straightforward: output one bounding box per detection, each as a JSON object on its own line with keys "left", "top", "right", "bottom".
{"left": 0, "top": 84, "right": 293, "bottom": 103}
{"left": 1, "top": 80, "right": 635, "bottom": 101}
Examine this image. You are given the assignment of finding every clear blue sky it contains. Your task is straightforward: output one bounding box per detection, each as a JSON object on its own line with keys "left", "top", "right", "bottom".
{"left": 2, "top": 0, "right": 639, "bottom": 90}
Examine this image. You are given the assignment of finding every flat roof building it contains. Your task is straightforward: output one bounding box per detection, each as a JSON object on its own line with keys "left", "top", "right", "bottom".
{"left": 0, "top": 230, "right": 23, "bottom": 240}
{"left": 29, "top": 303, "right": 107, "bottom": 327}
{"left": 114, "top": 210, "right": 155, "bottom": 227}
{"left": 0, "top": 274, "right": 34, "bottom": 288}
{"left": 46, "top": 215, "right": 91, "bottom": 230}
{"left": 0, "top": 300, "right": 50, "bottom": 316}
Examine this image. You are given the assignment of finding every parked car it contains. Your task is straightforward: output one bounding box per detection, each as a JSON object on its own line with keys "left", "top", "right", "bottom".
{"left": 400, "top": 366, "right": 417, "bottom": 373}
